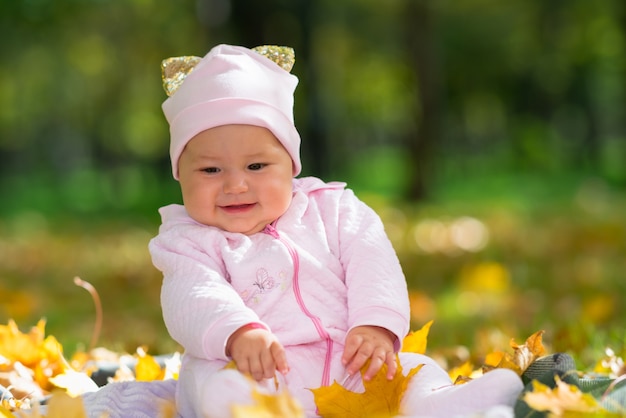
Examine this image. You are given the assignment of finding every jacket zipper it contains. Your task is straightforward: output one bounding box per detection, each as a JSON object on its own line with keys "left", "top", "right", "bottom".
{"left": 263, "top": 224, "right": 334, "bottom": 387}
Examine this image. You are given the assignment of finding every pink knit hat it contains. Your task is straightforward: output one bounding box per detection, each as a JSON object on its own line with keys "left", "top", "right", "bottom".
{"left": 161, "top": 44, "right": 301, "bottom": 179}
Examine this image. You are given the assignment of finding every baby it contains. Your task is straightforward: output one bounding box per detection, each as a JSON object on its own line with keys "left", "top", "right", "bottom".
{"left": 149, "top": 44, "right": 523, "bottom": 417}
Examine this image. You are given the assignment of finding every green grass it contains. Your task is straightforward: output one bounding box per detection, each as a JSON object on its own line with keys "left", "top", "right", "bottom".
{"left": 1, "top": 169, "right": 625, "bottom": 373}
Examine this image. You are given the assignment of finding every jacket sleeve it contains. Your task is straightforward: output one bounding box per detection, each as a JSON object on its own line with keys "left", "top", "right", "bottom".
{"left": 331, "top": 189, "right": 411, "bottom": 350}
{"left": 149, "top": 222, "right": 264, "bottom": 361}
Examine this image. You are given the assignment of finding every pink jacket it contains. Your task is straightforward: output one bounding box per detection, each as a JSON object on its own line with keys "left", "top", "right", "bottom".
{"left": 149, "top": 176, "right": 410, "bottom": 391}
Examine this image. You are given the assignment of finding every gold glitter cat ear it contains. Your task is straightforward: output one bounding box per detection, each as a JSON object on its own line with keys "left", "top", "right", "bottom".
{"left": 161, "top": 56, "right": 202, "bottom": 97}
{"left": 251, "top": 45, "right": 295, "bottom": 72}
{"left": 161, "top": 45, "right": 295, "bottom": 97}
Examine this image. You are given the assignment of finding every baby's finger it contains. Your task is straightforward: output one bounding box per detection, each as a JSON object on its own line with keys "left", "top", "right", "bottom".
{"left": 270, "top": 342, "right": 290, "bottom": 374}
{"left": 247, "top": 355, "right": 265, "bottom": 381}
{"left": 385, "top": 352, "right": 397, "bottom": 380}
{"left": 362, "top": 349, "right": 387, "bottom": 381}
{"left": 234, "top": 356, "right": 251, "bottom": 377}
{"left": 260, "top": 348, "right": 277, "bottom": 379}
{"left": 346, "top": 345, "right": 374, "bottom": 376}
{"left": 341, "top": 334, "right": 363, "bottom": 366}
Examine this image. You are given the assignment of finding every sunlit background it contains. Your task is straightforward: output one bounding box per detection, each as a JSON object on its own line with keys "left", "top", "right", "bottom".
{"left": 1, "top": 0, "right": 625, "bottom": 369}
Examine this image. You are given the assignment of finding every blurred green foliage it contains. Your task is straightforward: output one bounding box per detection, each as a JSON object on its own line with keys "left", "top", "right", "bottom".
{"left": 1, "top": 0, "right": 625, "bottom": 369}
{"left": 1, "top": 173, "right": 624, "bottom": 370}
{"left": 2, "top": 0, "right": 625, "bottom": 215}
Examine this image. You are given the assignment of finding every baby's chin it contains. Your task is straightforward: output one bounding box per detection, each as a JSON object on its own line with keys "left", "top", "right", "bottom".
{"left": 187, "top": 215, "right": 267, "bottom": 235}
{"left": 184, "top": 211, "right": 219, "bottom": 229}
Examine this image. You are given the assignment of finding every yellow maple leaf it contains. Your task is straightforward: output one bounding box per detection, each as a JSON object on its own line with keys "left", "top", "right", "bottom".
{"left": 523, "top": 376, "right": 602, "bottom": 416}
{"left": 44, "top": 391, "right": 88, "bottom": 418}
{"left": 0, "top": 319, "right": 45, "bottom": 367}
{"left": 48, "top": 369, "right": 99, "bottom": 397}
{"left": 448, "top": 361, "right": 475, "bottom": 384}
{"left": 231, "top": 386, "right": 305, "bottom": 418}
{"left": 485, "top": 330, "right": 546, "bottom": 375}
{"left": 34, "top": 335, "right": 70, "bottom": 390}
{"left": 0, "top": 320, "right": 70, "bottom": 391}
{"left": 223, "top": 360, "right": 237, "bottom": 370}
{"left": 159, "top": 399, "right": 178, "bottom": 418}
{"left": 484, "top": 350, "right": 522, "bottom": 375}
{"left": 222, "top": 361, "right": 304, "bottom": 417}
{"left": 401, "top": 320, "right": 434, "bottom": 354}
{"left": 311, "top": 356, "right": 424, "bottom": 417}
{"left": 68, "top": 350, "right": 91, "bottom": 372}
{"left": 135, "top": 347, "right": 165, "bottom": 381}
{"left": 0, "top": 406, "right": 16, "bottom": 418}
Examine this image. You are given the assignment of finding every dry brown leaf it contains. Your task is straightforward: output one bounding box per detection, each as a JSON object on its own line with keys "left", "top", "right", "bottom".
{"left": 510, "top": 329, "right": 546, "bottom": 372}
{"left": 485, "top": 330, "right": 546, "bottom": 375}
{"left": 310, "top": 356, "right": 423, "bottom": 417}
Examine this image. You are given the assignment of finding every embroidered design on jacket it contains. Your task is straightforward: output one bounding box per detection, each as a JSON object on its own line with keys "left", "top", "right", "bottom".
{"left": 241, "top": 268, "right": 288, "bottom": 304}
{"left": 253, "top": 268, "right": 275, "bottom": 293}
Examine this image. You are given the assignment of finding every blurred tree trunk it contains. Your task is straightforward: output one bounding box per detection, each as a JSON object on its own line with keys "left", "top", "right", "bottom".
{"left": 575, "top": 68, "right": 600, "bottom": 171}
{"left": 294, "top": 0, "right": 329, "bottom": 178}
{"left": 404, "top": 0, "right": 441, "bottom": 201}
{"left": 619, "top": 1, "right": 626, "bottom": 183}
{"left": 543, "top": 1, "right": 601, "bottom": 172}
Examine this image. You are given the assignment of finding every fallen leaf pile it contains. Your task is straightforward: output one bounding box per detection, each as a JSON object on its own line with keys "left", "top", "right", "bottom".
{"left": 0, "top": 315, "right": 624, "bottom": 416}
{"left": 0, "top": 319, "right": 180, "bottom": 417}
{"left": 0, "top": 319, "right": 68, "bottom": 404}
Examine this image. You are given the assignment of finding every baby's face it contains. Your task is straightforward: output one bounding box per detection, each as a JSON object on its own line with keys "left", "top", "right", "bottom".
{"left": 178, "top": 124, "right": 294, "bottom": 235}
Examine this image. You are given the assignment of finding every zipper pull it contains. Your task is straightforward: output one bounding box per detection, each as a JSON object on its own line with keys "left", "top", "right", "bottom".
{"left": 262, "top": 223, "right": 279, "bottom": 238}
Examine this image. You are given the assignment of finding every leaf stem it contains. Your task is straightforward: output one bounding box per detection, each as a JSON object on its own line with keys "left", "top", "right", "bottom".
{"left": 73, "top": 277, "right": 102, "bottom": 351}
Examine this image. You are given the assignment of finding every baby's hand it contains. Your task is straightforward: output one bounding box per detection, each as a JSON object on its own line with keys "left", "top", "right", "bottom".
{"left": 226, "top": 324, "right": 289, "bottom": 381}
{"left": 342, "top": 325, "right": 397, "bottom": 381}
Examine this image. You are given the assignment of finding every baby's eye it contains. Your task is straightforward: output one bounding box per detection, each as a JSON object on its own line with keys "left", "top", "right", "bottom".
{"left": 248, "top": 163, "right": 266, "bottom": 171}
{"left": 202, "top": 167, "right": 220, "bottom": 174}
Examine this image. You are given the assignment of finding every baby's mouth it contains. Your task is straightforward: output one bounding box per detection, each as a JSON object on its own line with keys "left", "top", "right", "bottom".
{"left": 220, "top": 203, "right": 255, "bottom": 212}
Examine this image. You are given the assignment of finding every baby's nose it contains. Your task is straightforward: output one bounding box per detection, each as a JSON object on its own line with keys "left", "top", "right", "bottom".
{"left": 223, "top": 172, "right": 248, "bottom": 194}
